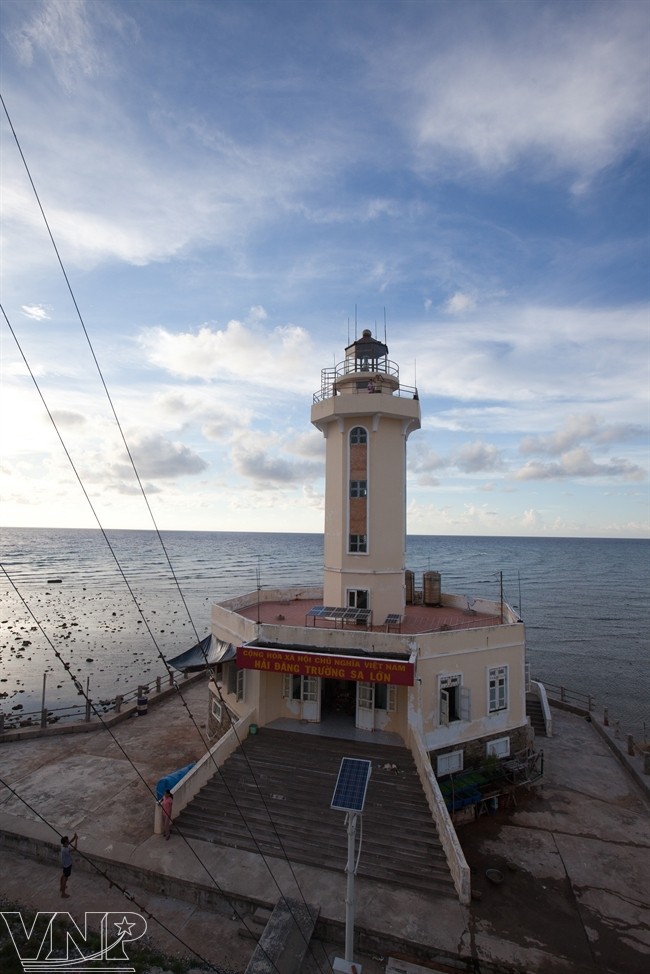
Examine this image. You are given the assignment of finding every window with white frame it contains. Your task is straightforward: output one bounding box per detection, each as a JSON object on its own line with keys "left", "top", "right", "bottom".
{"left": 486, "top": 736, "right": 510, "bottom": 759}
{"left": 436, "top": 750, "right": 463, "bottom": 776}
{"left": 349, "top": 534, "right": 367, "bottom": 553}
{"left": 350, "top": 479, "right": 367, "bottom": 497}
{"left": 350, "top": 426, "right": 367, "bottom": 444}
{"left": 225, "top": 662, "right": 245, "bottom": 701}
{"left": 439, "top": 674, "right": 470, "bottom": 725}
{"left": 211, "top": 697, "right": 223, "bottom": 723}
{"left": 488, "top": 665, "right": 508, "bottom": 713}
{"left": 282, "top": 673, "right": 302, "bottom": 700}
{"left": 375, "top": 683, "right": 397, "bottom": 712}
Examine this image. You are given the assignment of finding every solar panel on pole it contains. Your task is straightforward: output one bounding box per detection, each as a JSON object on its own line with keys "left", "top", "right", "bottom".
{"left": 331, "top": 757, "right": 372, "bottom": 812}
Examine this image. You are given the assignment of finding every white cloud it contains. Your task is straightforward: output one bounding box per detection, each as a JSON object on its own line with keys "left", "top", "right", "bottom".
{"left": 8, "top": 0, "right": 137, "bottom": 93}
{"left": 139, "top": 316, "right": 314, "bottom": 388}
{"left": 113, "top": 433, "right": 208, "bottom": 480}
{"left": 454, "top": 441, "right": 504, "bottom": 474}
{"left": 400, "top": 5, "right": 649, "bottom": 187}
{"left": 21, "top": 304, "right": 51, "bottom": 320}
{"left": 520, "top": 414, "right": 646, "bottom": 455}
{"left": 443, "top": 292, "right": 475, "bottom": 315}
{"left": 514, "top": 448, "right": 645, "bottom": 483}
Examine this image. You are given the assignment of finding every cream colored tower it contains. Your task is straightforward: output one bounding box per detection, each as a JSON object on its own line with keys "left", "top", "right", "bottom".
{"left": 311, "top": 329, "right": 421, "bottom": 621}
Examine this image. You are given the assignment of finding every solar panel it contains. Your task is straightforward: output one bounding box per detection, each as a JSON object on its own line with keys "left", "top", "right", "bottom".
{"left": 330, "top": 758, "right": 372, "bottom": 812}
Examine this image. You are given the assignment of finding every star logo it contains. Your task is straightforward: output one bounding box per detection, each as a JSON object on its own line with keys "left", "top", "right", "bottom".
{"left": 114, "top": 916, "right": 136, "bottom": 938}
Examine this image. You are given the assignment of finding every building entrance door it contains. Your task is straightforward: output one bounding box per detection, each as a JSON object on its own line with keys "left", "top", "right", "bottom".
{"left": 356, "top": 681, "right": 375, "bottom": 730}
{"left": 301, "top": 675, "right": 321, "bottom": 721}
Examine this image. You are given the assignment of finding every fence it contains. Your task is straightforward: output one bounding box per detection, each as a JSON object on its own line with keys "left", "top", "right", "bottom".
{"left": 0, "top": 670, "right": 187, "bottom": 735}
{"left": 539, "top": 679, "right": 648, "bottom": 751}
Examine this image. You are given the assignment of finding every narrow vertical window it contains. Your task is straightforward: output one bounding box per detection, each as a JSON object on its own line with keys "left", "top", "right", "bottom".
{"left": 488, "top": 666, "right": 508, "bottom": 713}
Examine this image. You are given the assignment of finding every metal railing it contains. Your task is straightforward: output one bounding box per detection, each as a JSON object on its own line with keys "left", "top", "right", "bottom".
{"left": 537, "top": 679, "right": 648, "bottom": 747}
{"left": 313, "top": 360, "right": 418, "bottom": 403}
{"left": 0, "top": 670, "right": 180, "bottom": 733}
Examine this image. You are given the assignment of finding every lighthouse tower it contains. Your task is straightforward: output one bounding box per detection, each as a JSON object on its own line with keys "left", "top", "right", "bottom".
{"left": 311, "top": 329, "right": 421, "bottom": 622}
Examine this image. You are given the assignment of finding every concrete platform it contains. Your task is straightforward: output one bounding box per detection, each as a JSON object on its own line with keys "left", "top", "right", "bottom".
{"left": 1, "top": 675, "right": 649, "bottom": 973}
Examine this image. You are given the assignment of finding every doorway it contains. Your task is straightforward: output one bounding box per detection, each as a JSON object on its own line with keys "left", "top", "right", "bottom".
{"left": 322, "top": 679, "right": 356, "bottom": 718}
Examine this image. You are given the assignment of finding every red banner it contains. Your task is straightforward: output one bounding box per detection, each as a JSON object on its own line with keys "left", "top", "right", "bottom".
{"left": 237, "top": 645, "right": 414, "bottom": 685}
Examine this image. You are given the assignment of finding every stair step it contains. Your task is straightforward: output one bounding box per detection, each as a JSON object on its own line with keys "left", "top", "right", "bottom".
{"left": 174, "top": 728, "right": 455, "bottom": 896}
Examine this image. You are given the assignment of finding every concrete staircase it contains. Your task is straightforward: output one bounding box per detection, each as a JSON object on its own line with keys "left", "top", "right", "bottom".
{"left": 175, "top": 727, "right": 455, "bottom": 897}
{"left": 526, "top": 693, "right": 547, "bottom": 737}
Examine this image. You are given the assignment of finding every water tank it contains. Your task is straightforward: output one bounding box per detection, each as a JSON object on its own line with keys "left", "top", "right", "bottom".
{"left": 405, "top": 570, "right": 414, "bottom": 604}
{"left": 423, "top": 571, "right": 441, "bottom": 606}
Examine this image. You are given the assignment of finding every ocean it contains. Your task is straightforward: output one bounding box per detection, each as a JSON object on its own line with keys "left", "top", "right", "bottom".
{"left": 1, "top": 528, "right": 648, "bottom": 735}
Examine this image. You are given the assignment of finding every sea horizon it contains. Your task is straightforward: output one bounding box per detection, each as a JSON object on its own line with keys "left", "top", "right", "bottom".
{"left": 1, "top": 528, "right": 648, "bottom": 736}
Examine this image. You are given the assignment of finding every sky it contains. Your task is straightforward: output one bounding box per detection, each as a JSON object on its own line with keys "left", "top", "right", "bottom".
{"left": 0, "top": 0, "right": 648, "bottom": 539}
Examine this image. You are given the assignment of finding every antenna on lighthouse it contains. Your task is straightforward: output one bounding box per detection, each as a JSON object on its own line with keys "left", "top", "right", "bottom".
{"left": 354, "top": 304, "right": 358, "bottom": 340}
{"left": 384, "top": 307, "right": 387, "bottom": 344}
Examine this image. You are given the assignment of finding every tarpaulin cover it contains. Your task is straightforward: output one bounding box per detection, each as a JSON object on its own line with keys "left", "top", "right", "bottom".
{"left": 167, "top": 634, "right": 236, "bottom": 672}
{"left": 156, "top": 762, "right": 195, "bottom": 800}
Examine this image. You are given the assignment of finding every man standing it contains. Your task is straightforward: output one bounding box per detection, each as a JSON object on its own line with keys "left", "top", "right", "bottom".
{"left": 60, "top": 832, "right": 78, "bottom": 898}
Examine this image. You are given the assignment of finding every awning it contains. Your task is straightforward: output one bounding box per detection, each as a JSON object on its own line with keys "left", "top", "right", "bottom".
{"left": 167, "top": 635, "right": 236, "bottom": 672}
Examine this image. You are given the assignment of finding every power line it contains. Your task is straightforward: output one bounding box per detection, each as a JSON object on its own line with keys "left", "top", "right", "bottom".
{"left": 1, "top": 92, "right": 332, "bottom": 972}
{"left": 0, "top": 774, "right": 231, "bottom": 973}
{"left": 0, "top": 306, "right": 330, "bottom": 974}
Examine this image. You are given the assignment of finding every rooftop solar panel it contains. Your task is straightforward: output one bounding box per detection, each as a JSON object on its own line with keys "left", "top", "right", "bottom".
{"left": 330, "top": 757, "right": 372, "bottom": 812}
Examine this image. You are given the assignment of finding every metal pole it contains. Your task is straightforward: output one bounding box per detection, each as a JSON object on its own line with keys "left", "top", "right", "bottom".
{"left": 345, "top": 812, "right": 357, "bottom": 963}
{"left": 40, "top": 671, "right": 47, "bottom": 728}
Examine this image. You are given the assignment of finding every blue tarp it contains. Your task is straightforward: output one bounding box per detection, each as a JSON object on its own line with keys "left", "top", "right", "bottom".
{"left": 156, "top": 762, "right": 195, "bottom": 800}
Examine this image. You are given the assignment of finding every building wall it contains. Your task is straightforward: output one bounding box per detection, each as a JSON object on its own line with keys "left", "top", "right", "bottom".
{"left": 210, "top": 594, "right": 527, "bottom": 761}
{"left": 312, "top": 392, "right": 419, "bottom": 617}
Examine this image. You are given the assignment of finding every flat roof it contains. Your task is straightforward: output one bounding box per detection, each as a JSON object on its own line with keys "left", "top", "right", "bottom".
{"left": 235, "top": 596, "right": 504, "bottom": 635}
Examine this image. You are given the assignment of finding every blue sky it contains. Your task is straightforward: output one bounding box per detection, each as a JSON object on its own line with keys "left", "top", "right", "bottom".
{"left": 1, "top": 0, "right": 648, "bottom": 537}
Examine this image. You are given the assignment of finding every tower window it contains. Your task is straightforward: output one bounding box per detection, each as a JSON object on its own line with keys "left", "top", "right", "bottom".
{"left": 350, "top": 427, "right": 367, "bottom": 444}
{"left": 350, "top": 480, "right": 367, "bottom": 497}
{"left": 349, "top": 534, "right": 367, "bottom": 553}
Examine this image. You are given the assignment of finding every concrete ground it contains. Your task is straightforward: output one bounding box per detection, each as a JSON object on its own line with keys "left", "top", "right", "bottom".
{"left": 1, "top": 675, "right": 649, "bottom": 974}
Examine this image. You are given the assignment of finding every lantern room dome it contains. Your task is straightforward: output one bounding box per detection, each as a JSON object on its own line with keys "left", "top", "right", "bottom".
{"left": 345, "top": 329, "right": 389, "bottom": 371}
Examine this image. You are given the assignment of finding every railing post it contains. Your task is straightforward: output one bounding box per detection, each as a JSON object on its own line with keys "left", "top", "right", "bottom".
{"left": 588, "top": 695, "right": 594, "bottom": 712}
{"left": 604, "top": 707, "right": 609, "bottom": 726}
{"left": 627, "top": 735, "right": 635, "bottom": 756}
{"left": 0, "top": 713, "right": 4, "bottom": 734}
{"left": 114, "top": 694, "right": 123, "bottom": 713}
{"left": 85, "top": 697, "right": 91, "bottom": 722}
{"left": 169, "top": 672, "right": 174, "bottom": 687}
{"left": 614, "top": 720, "right": 620, "bottom": 740}
{"left": 40, "top": 707, "right": 47, "bottom": 729}
{"left": 560, "top": 686, "right": 566, "bottom": 703}
{"left": 156, "top": 676, "right": 161, "bottom": 694}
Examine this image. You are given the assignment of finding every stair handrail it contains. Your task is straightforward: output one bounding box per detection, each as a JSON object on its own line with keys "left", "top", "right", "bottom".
{"left": 529, "top": 680, "right": 553, "bottom": 737}
{"left": 154, "top": 707, "right": 257, "bottom": 834}
{"left": 407, "top": 726, "right": 471, "bottom": 905}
